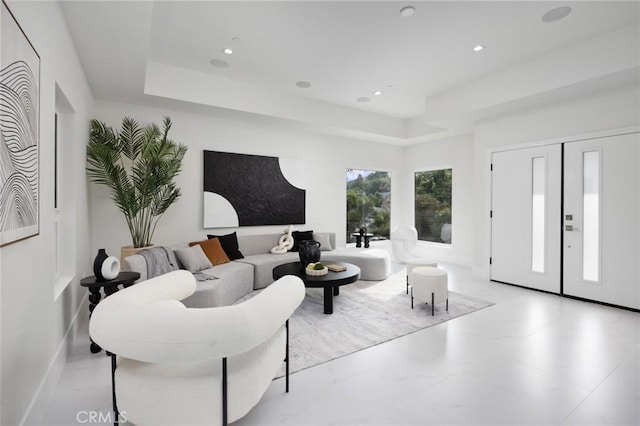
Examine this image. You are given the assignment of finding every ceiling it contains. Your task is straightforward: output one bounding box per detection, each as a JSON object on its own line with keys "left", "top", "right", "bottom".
{"left": 61, "top": 1, "right": 640, "bottom": 145}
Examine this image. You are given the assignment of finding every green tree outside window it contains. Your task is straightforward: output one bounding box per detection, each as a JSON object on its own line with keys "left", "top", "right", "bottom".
{"left": 415, "top": 169, "right": 452, "bottom": 243}
{"left": 346, "top": 169, "right": 391, "bottom": 242}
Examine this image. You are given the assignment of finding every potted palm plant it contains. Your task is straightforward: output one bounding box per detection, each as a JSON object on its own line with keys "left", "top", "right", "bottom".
{"left": 87, "top": 116, "right": 187, "bottom": 259}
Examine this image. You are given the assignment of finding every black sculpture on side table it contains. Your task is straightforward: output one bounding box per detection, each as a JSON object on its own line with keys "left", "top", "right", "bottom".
{"left": 352, "top": 226, "right": 372, "bottom": 248}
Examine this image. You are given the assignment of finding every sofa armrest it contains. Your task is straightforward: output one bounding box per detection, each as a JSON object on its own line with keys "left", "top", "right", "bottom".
{"left": 122, "top": 254, "right": 147, "bottom": 281}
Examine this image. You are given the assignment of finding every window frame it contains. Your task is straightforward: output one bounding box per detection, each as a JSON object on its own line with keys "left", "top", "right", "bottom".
{"left": 345, "top": 168, "right": 392, "bottom": 244}
{"left": 53, "top": 84, "right": 77, "bottom": 300}
{"left": 413, "top": 166, "right": 453, "bottom": 246}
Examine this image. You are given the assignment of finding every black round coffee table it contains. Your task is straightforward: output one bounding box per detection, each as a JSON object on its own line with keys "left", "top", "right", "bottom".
{"left": 273, "top": 262, "right": 360, "bottom": 314}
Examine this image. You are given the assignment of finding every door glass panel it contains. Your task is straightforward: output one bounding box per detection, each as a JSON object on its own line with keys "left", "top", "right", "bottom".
{"left": 583, "top": 151, "right": 600, "bottom": 282}
{"left": 531, "top": 157, "right": 545, "bottom": 273}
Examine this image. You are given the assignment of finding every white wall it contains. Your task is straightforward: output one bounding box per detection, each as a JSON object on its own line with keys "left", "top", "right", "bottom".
{"left": 0, "top": 4, "right": 636, "bottom": 424}
{"left": 473, "top": 83, "right": 640, "bottom": 278}
{"left": 398, "top": 134, "right": 474, "bottom": 265}
{"left": 90, "top": 100, "right": 404, "bottom": 257}
{"left": 0, "top": 1, "right": 93, "bottom": 425}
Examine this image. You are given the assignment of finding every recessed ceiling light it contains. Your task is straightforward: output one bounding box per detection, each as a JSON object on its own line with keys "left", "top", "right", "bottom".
{"left": 210, "top": 58, "right": 229, "bottom": 68}
{"left": 373, "top": 90, "right": 382, "bottom": 96}
{"left": 473, "top": 45, "right": 485, "bottom": 52}
{"left": 400, "top": 6, "right": 415, "bottom": 17}
{"left": 222, "top": 47, "right": 234, "bottom": 55}
{"left": 231, "top": 37, "right": 240, "bottom": 41}
{"left": 541, "top": 6, "right": 572, "bottom": 23}
{"left": 357, "top": 97, "right": 370, "bottom": 103}
{"left": 296, "top": 81, "right": 311, "bottom": 88}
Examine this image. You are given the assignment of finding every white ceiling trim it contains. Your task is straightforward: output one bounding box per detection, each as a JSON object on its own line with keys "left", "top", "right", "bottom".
{"left": 144, "top": 61, "right": 409, "bottom": 140}
{"left": 423, "top": 24, "right": 640, "bottom": 126}
{"left": 60, "top": 1, "right": 640, "bottom": 145}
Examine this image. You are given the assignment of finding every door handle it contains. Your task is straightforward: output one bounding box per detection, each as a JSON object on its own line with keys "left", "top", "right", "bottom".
{"left": 565, "top": 225, "right": 580, "bottom": 231}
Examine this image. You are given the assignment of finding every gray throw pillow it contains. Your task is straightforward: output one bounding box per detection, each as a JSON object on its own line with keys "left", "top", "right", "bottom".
{"left": 313, "top": 232, "right": 334, "bottom": 251}
{"left": 174, "top": 245, "right": 213, "bottom": 273}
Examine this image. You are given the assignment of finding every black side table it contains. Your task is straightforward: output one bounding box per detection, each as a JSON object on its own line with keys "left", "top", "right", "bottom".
{"left": 81, "top": 271, "right": 140, "bottom": 353}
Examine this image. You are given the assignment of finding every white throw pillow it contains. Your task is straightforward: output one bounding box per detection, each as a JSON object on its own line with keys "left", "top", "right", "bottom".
{"left": 313, "top": 233, "right": 333, "bottom": 251}
{"left": 174, "top": 245, "right": 213, "bottom": 273}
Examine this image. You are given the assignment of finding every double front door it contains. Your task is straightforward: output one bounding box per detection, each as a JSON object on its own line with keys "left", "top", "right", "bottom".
{"left": 490, "top": 132, "right": 639, "bottom": 310}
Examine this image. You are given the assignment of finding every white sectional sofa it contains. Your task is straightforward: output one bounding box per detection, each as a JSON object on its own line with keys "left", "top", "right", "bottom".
{"left": 123, "top": 232, "right": 390, "bottom": 308}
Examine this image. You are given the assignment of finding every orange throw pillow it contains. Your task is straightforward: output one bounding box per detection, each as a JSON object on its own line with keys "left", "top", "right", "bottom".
{"left": 189, "top": 238, "right": 230, "bottom": 266}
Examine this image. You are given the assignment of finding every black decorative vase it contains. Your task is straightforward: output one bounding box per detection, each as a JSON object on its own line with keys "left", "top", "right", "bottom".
{"left": 93, "top": 249, "right": 109, "bottom": 281}
{"left": 299, "top": 240, "right": 321, "bottom": 266}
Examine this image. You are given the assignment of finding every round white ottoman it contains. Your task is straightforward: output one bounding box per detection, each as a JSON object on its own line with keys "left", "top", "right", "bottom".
{"left": 411, "top": 266, "right": 448, "bottom": 316}
{"left": 406, "top": 258, "right": 438, "bottom": 294}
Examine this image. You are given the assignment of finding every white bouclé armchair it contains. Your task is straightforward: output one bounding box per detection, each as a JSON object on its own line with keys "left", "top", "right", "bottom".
{"left": 89, "top": 270, "right": 305, "bottom": 426}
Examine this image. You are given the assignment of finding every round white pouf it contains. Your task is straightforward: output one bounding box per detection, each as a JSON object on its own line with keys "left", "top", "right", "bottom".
{"left": 406, "top": 258, "right": 438, "bottom": 294}
{"left": 411, "top": 266, "right": 448, "bottom": 316}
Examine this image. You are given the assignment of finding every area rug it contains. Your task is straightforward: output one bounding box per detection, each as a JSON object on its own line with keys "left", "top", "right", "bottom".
{"left": 281, "top": 270, "right": 493, "bottom": 376}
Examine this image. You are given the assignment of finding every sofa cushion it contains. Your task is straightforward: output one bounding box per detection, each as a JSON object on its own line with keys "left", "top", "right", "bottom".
{"left": 322, "top": 248, "right": 390, "bottom": 281}
{"left": 181, "top": 262, "right": 254, "bottom": 308}
{"left": 236, "top": 252, "right": 299, "bottom": 289}
{"left": 290, "top": 230, "right": 313, "bottom": 252}
{"left": 174, "top": 245, "right": 213, "bottom": 273}
{"left": 190, "top": 238, "right": 230, "bottom": 266}
{"left": 207, "top": 232, "right": 244, "bottom": 260}
{"left": 236, "top": 234, "right": 281, "bottom": 257}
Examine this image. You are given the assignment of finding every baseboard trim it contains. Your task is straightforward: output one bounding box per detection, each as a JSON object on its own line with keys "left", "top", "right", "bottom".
{"left": 562, "top": 293, "right": 640, "bottom": 313}
{"left": 491, "top": 279, "right": 639, "bottom": 312}
{"left": 490, "top": 279, "right": 560, "bottom": 296}
{"left": 20, "top": 292, "right": 88, "bottom": 426}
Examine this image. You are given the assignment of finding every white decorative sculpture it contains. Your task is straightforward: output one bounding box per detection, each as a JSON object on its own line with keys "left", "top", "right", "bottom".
{"left": 101, "top": 256, "right": 121, "bottom": 280}
{"left": 391, "top": 225, "right": 418, "bottom": 263}
{"left": 440, "top": 223, "right": 452, "bottom": 244}
{"left": 271, "top": 225, "right": 294, "bottom": 254}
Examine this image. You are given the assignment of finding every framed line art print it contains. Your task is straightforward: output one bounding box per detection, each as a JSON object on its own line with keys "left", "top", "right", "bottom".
{"left": 0, "top": 0, "right": 40, "bottom": 246}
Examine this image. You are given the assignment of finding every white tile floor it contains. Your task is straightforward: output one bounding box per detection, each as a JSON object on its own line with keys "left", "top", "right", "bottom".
{"left": 43, "top": 264, "right": 639, "bottom": 425}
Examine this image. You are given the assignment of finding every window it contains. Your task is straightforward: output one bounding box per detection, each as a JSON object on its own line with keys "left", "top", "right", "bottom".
{"left": 53, "top": 84, "right": 77, "bottom": 299}
{"left": 414, "top": 169, "right": 452, "bottom": 244}
{"left": 346, "top": 169, "right": 390, "bottom": 243}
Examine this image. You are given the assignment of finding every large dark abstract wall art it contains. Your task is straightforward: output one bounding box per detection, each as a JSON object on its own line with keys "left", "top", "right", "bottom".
{"left": 0, "top": 1, "right": 40, "bottom": 247}
{"left": 203, "top": 151, "right": 306, "bottom": 228}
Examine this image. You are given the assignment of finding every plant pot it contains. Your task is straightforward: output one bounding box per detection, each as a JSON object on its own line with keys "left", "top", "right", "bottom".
{"left": 120, "top": 245, "right": 154, "bottom": 263}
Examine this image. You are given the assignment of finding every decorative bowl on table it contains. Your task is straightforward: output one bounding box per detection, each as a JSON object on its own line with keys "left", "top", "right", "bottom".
{"left": 305, "top": 262, "right": 328, "bottom": 276}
